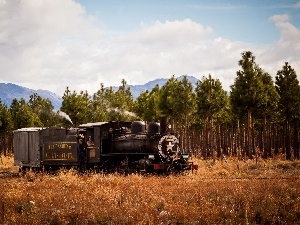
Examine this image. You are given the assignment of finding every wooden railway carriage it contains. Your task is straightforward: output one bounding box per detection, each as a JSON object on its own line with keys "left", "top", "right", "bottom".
{"left": 13, "top": 120, "right": 197, "bottom": 173}
{"left": 14, "top": 127, "right": 44, "bottom": 170}
{"left": 14, "top": 127, "right": 78, "bottom": 171}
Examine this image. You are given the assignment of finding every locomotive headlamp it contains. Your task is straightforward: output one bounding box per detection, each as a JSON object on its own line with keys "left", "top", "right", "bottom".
{"left": 181, "top": 154, "right": 189, "bottom": 159}
{"left": 148, "top": 154, "right": 155, "bottom": 160}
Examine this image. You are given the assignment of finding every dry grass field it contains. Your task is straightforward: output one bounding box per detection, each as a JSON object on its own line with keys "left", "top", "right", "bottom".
{"left": 1, "top": 154, "right": 300, "bottom": 225}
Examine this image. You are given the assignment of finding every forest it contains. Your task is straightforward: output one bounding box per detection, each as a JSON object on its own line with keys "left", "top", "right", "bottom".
{"left": 0, "top": 51, "right": 299, "bottom": 161}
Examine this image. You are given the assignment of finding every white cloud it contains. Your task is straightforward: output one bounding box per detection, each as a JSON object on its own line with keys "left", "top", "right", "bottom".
{"left": 270, "top": 14, "right": 290, "bottom": 23}
{"left": 0, "top": 0, "right": 104, "bottom": 94}
{"left": 0, "top": 1, "right": 299, "bottom": 97}
{"left": 262, "top": 14, "right": 300, "bottom": 76}
{"left": 138, "top": 19, "right": 213, "bottom": 44}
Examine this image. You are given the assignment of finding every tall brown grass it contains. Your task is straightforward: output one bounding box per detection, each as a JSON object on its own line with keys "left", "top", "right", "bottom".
{"left": 0, "top": 156, "right": 300, "bottom": 224}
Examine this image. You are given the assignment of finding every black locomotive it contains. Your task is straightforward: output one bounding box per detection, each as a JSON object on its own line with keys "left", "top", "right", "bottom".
{"left": 13, "top": 119, "right": 198, "bottom": 173}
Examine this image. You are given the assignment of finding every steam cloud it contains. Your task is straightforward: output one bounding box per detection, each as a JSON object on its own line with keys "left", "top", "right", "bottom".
{"left": 57, "top": 111, "right": 73, "bottom": 124}
{"left": 107, "top": 107, "right": 137, "bottom": 117}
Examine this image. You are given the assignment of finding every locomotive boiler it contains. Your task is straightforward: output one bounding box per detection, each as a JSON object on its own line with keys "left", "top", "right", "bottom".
{"left": 13, "top": 119, "right": 198, "bottom": 173}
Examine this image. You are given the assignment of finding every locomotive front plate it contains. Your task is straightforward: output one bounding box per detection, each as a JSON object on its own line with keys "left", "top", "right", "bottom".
{"left": 158, "top": 134, "right": 180, "bottom": 159}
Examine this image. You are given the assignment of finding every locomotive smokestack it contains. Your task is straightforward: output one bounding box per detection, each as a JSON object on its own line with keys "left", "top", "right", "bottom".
{"left": 159, "top": 117, "right": 167, "bottom": 134}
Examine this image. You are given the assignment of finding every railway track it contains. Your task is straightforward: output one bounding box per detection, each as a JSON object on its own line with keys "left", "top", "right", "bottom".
{"left": 0, "top": 169, "right": 299, "bottom": 180}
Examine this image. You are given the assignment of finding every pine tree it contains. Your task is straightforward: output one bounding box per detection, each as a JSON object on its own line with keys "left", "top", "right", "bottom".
{"left": 134, "top": 84, "right": 160, "bottom": 122}
{"left": 157, "top": 75, "right": 180, "bottom": 128}
{"left": 0, "top": 100, "right": 13, "bottom": 156}
{"left": 28, "top": 93, "right": 57, "bottom": 127}
{"left": 109, "top": 79, "right": 135, "bottom": 121}
{"left": 10, "top": 98, "right": 42, "bottom": 129}
{"left": 92, "top": 83, "right": 109, "bottom": 122}
{"left": 60, "top": 87, "right": 90, "bottom": 127}
{"left": 195, "top": 74, "right": 228, "bottom": 160}
{"left": 275, "top": 62, "right": 300, "bottom": 159}
{"left": 254, "top": 68, "right": 279, "bottom": 158}
{"left": 230, "top": 51, "right": 264, "bottom": 157}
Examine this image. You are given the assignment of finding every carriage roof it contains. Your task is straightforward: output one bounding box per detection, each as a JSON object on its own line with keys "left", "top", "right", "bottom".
{"left": 13, "top": 127, "right": 44, "bottom": 132}
{"left": 78, "top": 122, "right": 109, "bottom": 128}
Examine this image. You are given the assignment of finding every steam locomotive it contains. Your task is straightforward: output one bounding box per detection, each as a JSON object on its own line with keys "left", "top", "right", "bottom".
{"left": 13, "top": 119, "right": 198, "bottom": 173}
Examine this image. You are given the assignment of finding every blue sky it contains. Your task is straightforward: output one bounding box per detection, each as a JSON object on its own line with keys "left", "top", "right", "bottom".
{"left": 0, "top": 0, "right": 299, "bottom": 96}
{"left": 77, "top": 0, "right": 300, "bottom": 43}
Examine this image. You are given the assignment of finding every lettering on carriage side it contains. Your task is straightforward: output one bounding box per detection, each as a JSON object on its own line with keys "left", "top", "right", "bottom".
{"left": 44, "top": 142, "right": 75, "bottom": 160}
{"left": 60, "top": 153, "right": 74, "bottom": 159}
{"left": 46, "top": 142, "right": 75, "bottom": 150}
{"left": 45, "top": 152, "right": 58, "bottom": 159}
{"left": 45, "top": 152, "right": 74, "bottom": 160}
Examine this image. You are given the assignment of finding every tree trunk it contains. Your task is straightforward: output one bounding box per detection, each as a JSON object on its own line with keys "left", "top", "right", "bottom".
{"left": 210, "top": 117, "right": 215, "bottom": 163}
{"left": 184, "top": 115, "right": 188, "bottom": 153}
{"left": 247, "top": 109, "right": 253, "bottom": 157}
{"left": 216, "top": 124, "right": 221, "bottom": 157}
{"left": 286, "top": 119, "right": 291, "bottom": 160}
{"left": 292, "top": 121, "right": 299, "bottom": 159}
{"left": 3, "top": 134, "right": 7, "bottom": 157}
{"left": 263, "top": 116, "right": 267, "bottom": 158}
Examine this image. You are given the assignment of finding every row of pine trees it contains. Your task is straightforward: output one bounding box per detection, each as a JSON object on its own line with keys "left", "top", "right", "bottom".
{"left": 0, "top": 51, "right": 299, "bottom": 160}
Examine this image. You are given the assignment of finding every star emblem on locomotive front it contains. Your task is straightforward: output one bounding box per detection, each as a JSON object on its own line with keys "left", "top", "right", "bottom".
{"left": 158, "top": 134, "right": 180, "bottom": 159}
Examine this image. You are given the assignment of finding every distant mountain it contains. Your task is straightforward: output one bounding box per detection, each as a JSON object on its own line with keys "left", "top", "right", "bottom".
{"left": 0, "top": 83, "right": 62, "bottom": 110}
{"left": 112, "top": 75, "right": 199, "bottom": 99}
{"left": 0, "top": 76, "right": 199, "bottom": 110}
